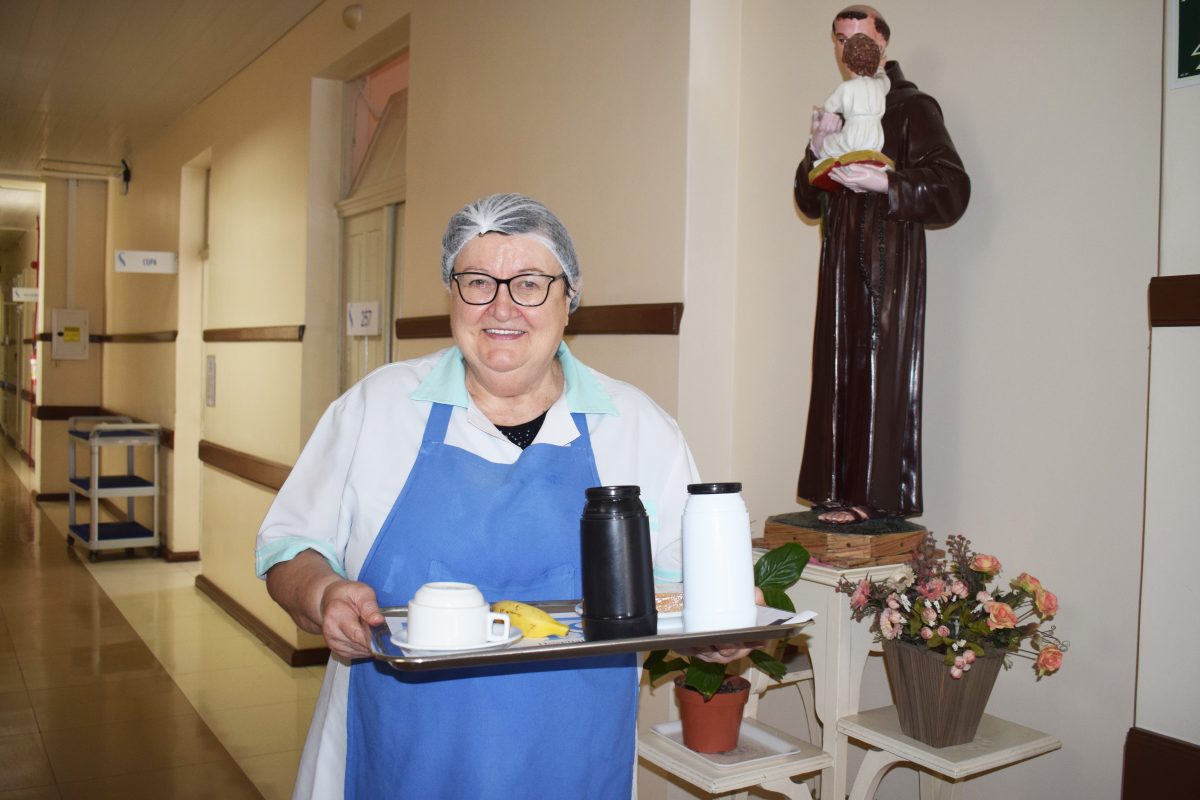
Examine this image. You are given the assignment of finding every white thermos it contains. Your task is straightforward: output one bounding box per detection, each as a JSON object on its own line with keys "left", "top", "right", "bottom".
{"left": 681, "top": 482, "right": 758, "bottom": 632}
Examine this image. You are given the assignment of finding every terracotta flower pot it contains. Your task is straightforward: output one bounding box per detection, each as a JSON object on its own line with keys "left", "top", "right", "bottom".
{"left": 881, "top": 638, "right": 1004, "bottom": 748}
{"left": 674, "top": 675, "right": 751, "bottom": 753}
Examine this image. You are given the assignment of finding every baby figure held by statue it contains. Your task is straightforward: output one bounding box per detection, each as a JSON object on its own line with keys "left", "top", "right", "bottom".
{"left": 809, "top": 33, "right": 894, "bottom": 192}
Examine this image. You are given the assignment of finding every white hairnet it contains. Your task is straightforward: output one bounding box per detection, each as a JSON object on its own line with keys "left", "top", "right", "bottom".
{"left": 441, "top": 193, "right": 582, "bottom": 312}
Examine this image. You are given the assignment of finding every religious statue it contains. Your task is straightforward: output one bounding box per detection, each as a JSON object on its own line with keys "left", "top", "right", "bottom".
{"left": 794, "top": 5, "right": 970, "bottom": 525}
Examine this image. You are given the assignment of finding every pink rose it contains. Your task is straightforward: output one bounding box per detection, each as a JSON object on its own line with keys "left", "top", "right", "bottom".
{"left": 920, "top": 626, "right": 933, "bottom": 640}
{"left": 878, "top": 608, "right": 904, "bottom": 640}
{"left": 937, "top": 625, "right": 950, "bottom": 638}
{"left": 1035, "top": 588, "right": 1059, "bottom": 617}
{"left": 850, "top": 579, "right": 871, "bottom": 610}
{"left": 987, "top": 602, "right": 1018, "bottom": 630}
{"left": 886, "top": 593, "right": 901, "bottom": 610}
{"left": 954, "top": 655, "right": 965, "bottom": 668}
{"left": 950, "top": 666, "right": 964, "bottom": 679}
{"left": 971, "top": 554, "right": 1002, "bottom": 576}
{"left": 976, "top": 590, "right": 992, "bottom": 604}
{"left": 917, "top": 578, "right": 948, "bottom": 602}
{"left": 963, "top": 650, "right": 976, "bottom": 665}
{"left": 1011, "top": 572, "right": 1042, "bottom": 594}
{"left": 1036, "top": 645, "right": 1064, "bottom": 676}
{"left": 921, "top": 606, "right": 938, "bottom": 624}
{"left": 948, "top": 580, "right": 969, "bottom": 599}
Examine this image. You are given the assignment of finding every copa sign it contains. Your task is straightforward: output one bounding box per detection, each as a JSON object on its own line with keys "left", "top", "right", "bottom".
{"left": 115, "top": 250, "right": 178, "bottom": 274}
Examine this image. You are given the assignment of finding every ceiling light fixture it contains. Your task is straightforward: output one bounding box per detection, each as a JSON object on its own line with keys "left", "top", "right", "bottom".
{"left": 36, "top": 159, "right": 125, "bottom": 179}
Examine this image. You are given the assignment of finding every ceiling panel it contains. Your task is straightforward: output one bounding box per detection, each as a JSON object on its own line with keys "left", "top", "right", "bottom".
{"left": 0, "top": 0, "right": 323, "bottom": 180}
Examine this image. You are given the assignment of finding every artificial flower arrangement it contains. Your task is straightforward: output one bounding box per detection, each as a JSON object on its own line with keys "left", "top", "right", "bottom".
{"left": 836, "top": 533, "right": 1068, "bottom": 679}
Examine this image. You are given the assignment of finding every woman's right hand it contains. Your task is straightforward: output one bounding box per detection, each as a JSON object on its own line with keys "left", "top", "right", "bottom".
{"left": 318, "top": 578, "right": 386, "bottom": 660}
{"left": 266, "top": 549, "right": 385, "bottom": 661}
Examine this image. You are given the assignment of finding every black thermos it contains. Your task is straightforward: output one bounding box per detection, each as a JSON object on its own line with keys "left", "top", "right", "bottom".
{"left": 579, "top": 485, "right": 657, "bottom": 640}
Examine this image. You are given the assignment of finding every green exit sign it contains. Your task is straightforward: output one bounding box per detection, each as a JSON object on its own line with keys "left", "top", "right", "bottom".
{"left": 1177, "top": 0, "right": 1200, "bottom": 83}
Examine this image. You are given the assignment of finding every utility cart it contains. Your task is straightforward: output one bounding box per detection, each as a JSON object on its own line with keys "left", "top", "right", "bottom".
{"left": 67, "top": 415, "right": 162, "bottom": 561}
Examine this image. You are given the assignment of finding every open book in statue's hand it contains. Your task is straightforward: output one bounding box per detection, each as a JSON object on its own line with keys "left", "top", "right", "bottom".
{"left": 809, "top": 150, "right": 894, "bottom": 193}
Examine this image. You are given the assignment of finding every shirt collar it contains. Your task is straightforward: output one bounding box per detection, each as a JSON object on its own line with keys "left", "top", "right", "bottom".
{"left": 411, "top": 342, "right": 618, "bottom": 415}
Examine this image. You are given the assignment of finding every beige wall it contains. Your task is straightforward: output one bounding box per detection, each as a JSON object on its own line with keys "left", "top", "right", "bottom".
{"left": 34, "top": 178, "right": 107, "bottom": 495}
{"left": 721, "top": 2, "right": 1160, "bottom": 797}
{"left": 1138, "top": 1, "right": 1200, "bottom": 745}
{"left": 404, "top": 0, "right": 690, "bottom": 411}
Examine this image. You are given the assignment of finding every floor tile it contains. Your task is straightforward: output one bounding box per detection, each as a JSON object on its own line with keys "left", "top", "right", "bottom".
{"left": 149, "top": 630, "right": 277, "bottom": 675}
{"left": 0, "top": 786, "right": 61, "bottom": 799}
{"left": 237, "top": 749, "right": 302, "bottom": 800}
{"left": 0, "top": 656, "right": 22, "bottom": 694}
{"left": 202, "top": 698, "right": 317, "bottom": 759}
{"left": 56, "top": 760, "right": 261, "bottom": 800}
{"left": 17, "top": 640, "right": 166, "bottom": 691}
{"left": 29, "top": 673, "right": 197, "bottom": 732}
{"left": 173, "top": 663, "right": 321, "bottom": 714}
{"left": 0, "top": 691, "right": 37, "bottom": 737}
{"left": 40, "top": 715, "right": 232, "bottom": 783}
{"left": 0, "top": 733, "right": 55, "bottom": 792}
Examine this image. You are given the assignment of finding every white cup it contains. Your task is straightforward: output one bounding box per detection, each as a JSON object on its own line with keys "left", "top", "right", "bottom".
{"left": 405, "top": 582, "right": 511, "bottom": 648}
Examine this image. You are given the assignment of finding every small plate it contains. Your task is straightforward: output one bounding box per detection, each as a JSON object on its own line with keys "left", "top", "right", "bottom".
{"left": 391, "top": 628, "right": 523, "bottom": 654}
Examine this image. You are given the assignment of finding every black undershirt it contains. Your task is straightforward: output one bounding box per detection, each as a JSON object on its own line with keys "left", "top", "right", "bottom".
{"left": 495, "top": 410, "right": 548, "bottom": 449}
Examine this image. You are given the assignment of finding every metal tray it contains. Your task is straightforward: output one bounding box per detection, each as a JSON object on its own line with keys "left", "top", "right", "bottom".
{"left": 370, "top": 600, "right": 815, "bottom": 672}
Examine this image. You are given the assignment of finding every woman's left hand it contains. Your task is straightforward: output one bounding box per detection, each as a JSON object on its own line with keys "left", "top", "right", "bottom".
{"left": 690, "top": 587, "right": 766, "bottom": 664}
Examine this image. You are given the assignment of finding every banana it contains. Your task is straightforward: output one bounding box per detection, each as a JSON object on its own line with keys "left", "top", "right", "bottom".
{"left": 492, "top": 600, "right": 571, "bottom": 638}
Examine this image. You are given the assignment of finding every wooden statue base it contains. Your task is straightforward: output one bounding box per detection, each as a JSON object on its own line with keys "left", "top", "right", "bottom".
{"left": 757, "top": 511, "right": 926, "bottom": 568}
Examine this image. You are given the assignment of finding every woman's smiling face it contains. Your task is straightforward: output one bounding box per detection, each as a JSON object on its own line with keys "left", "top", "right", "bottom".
{"left": 449, "top": 232, "right": 571, "bottom": 395}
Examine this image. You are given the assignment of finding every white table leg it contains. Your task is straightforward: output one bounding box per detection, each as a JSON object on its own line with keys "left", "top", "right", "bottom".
{"left": 758, "top": 775, "right": 814, "bottom": 800}
{"left": 920, "top": 773, "right": 964, "bottom": 800}
{"left": 846, "top": 747, "right": 904, "bottom": 800}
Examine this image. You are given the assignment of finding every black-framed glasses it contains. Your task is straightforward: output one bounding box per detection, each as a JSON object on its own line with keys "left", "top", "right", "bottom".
{"left": 450, "top": 271, "right": 569, "bottom": 307}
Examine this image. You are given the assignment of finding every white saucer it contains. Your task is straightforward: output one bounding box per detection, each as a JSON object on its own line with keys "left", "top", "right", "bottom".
{"left": 391, "top": 628, "right": 523, "bottom": 654}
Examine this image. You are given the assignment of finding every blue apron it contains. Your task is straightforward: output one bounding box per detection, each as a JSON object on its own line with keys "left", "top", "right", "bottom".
{"left": 346, "top": 402, "right": 637, "bottom": 799}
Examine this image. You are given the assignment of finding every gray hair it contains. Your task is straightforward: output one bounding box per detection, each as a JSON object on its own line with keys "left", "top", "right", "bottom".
{"left": 441, "top": 193, "right": 582, "bottom": 312}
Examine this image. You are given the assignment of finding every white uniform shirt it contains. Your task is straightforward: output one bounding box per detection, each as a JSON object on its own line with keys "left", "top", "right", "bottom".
{"left": 255, "top": 343, "right": 698, "bottom": 799}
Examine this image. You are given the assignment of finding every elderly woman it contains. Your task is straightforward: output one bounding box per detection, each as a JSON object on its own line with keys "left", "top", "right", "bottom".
{"left": 256, "top": 193, "right": 701, "bottom": 799}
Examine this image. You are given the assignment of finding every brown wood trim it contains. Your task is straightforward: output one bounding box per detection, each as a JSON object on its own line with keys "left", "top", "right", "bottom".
{"left": 0, "top": 383, "right": 13, "bottom": 396}
{"left": 98, "top": 331, "right": 178, "bottom": 343}
{"left": 20, "top": 389, "right": 34, "bottom": 403}
{"left": 22, "top": 337, "right": 35, "bottom": 346}
{"left": 1149, "top": 274, "right": 1200, "bottom": 327}
{"left": 394, "top": 315, "right": 451, "bottom": 339}
{"left": 194, "top": 574, "right": 329, "bottom": 667}
{"left": 34, "top": 492, "right": 69, "bottom": 502}
{"left": 199, "top": 439, "right": 291, "bottom": 491}
{"left": 566, "top": 302, "right": 684, "bottom": 335}
{"left": 203, "top": 325, "right": 305, "bottom": 342}
{"left": 33, "top": 405, "right": 104, "bottom": 420}
{"left": 161, "top": 547, "right": 200, "bottom": 563}
{"left": 1122, "top": 726, "right": 1200, "bottom": 799}
{"left": 393, "top": 302, "right": 685, "bottom": 340}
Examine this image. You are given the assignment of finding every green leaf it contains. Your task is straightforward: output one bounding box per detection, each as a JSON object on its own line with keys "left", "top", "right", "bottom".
{"left": 760, "top": 586, "right": 795, "bottom": 612}
{"left": 684, "top": 658, "right": 728, "bottom": 700}
{"left": 754, "top": 543, "right": 810, "bottom": 590}
{"left": 749, "top": 649, "right": 787, "bottom": 679}
{"left": 643, "top": 649, "right": 689, "bottom": 684}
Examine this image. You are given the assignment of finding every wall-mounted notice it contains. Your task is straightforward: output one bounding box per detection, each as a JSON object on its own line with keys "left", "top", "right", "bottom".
{"left": 51, "top": 309, "right": 89, "bottom": 360}
{"left": 1171, "top": 0, "right": 1200, "bottom": 88}
{"left": 347, "top": 301, "right": 382, "bottom": 337}
{"left": 115, "top": 250, "right": 178, "bottom": 274}
{"left": 11, "top": 287, "right": 38, "bottom": 302}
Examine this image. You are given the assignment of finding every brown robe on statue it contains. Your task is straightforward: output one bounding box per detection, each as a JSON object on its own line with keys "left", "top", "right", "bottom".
{"left": 794, "top": 61, "right": 970, "bottom": 518}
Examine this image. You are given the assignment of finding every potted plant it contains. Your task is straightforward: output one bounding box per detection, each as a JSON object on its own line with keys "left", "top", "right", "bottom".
{"left": 643, "top": 542, "right": 810, "bottom": 753}
{"left": 835, "top": 533, "right": 1069, "bottom": 747}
